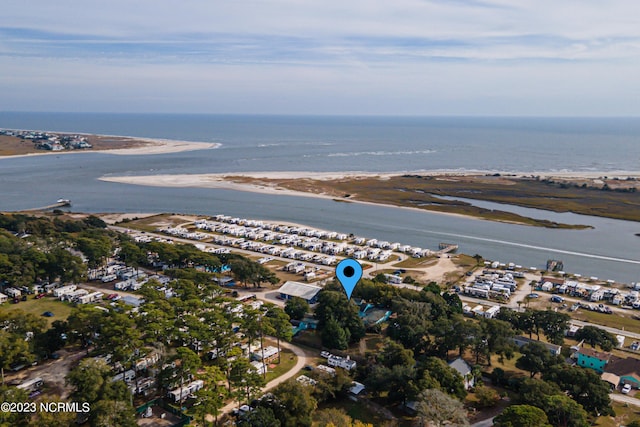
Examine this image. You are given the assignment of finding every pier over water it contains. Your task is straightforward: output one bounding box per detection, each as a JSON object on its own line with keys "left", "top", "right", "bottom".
{"left": 22, "top": 199, "right": 71, "bottom": 212}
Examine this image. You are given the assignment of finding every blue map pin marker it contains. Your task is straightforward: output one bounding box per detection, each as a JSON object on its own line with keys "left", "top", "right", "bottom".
{"left": 336, "top": 258, "right": 363, "bottom": 300}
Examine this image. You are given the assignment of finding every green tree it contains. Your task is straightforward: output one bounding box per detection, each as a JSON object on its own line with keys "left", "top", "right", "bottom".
{"left": 90, "top": 399, "right": 137, "bottom": 427}
{"left": 34, "top": 320, "right": 68, "bottom": 359}
{"left": 575, "top": 326, "right": 617, "bottom": 351}
{"left": 479, "top": 318, "right": 516, "bottom": 366}
{"left": 421, "top": 357, "right": 467, "bottom": 400}
{"left": 537, "top": 310, "right": 570, "bottom": 345}
{"left": 474, "top": 385, "right": 500, "bottom": 408}
{"left": 314, "top": 408, "right": 353, "bottom": 427}
{"left": 413, "top": 388, "right": 469, "bottom": 427}
{"left": 321, "top": 316, "right": 349, "bottom": 350}
{"left": 0, "top": 385, "right": 30, "bottom": 426}
{"left": 190, "top": 367, "right": 227, "bottom": 426}
{"left": 494, "top": 405, "right": 551, "bottom": 427}
{"left": 75, "top": 235, "right": 112, "bottom": 268}
{"left": 544, "top": 394, "right": 589, "bottom": 427}
{"left": 386, "top": 364, "right": 421, "bottom": 405}
{"left": 284, "top": 296, "right": 309, "bottom": 320}
{"left": 267, "top": 380, "right": 317, "bottom": 427}
{"left": 517, "top": 378, "right": 562, "bottom": 408}
{"left": 379, "top": 339, "right": 415, "bottom": 369}
{"left": 29, "top": 396, "right": 76, "bottom": 427}
{"left": 265, "top": 306, "right": 293, "bottom": 363}
{"left": 237, "top": 406, "right": 281, "bottom": 427}
{"left": 66, "top": 358, "right": 111, "bottom": 404}
{"left": 516, "top": 342, "right": 560, "bottom": 378}
{"left": 67, "top": 303, "right": 106, "bottom": 352}
{"left": 544, "top": 365, "right": 613, "bottom": 415}
{"left": 0, "top": 329, "right": 32, "bottom": 385}
{"left": 387, "top": 299, "right": 433, "bottom": 355}
{"left": 229, "top": 358, "right": 265, "bottom": 405}
{"left": 173, "top": 347, "right": 202, "bottom": 400}
{"left": 316, "top": 290, "right": 365, "bottom": 345}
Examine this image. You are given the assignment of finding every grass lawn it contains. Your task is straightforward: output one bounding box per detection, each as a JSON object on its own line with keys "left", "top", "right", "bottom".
{"left": 594, "top": 401, "right": 640, "bottom": 427}
{"left": 119, "top": 213, "right": 181, "bottom": 231}
{"left": 0, "top": 296, "right": 74, "bottom": 327}
{"left": 572, "top": 309, "right": 640, "bottom": 335}
{"left": 392, "top": 257, "right": 438, "bottom": 269}
{"left": 451, "top": 254, "right": 477, "bottom": 268}
{"left": 265, "top": 349, "right": 297, "bottom": 382}
{"left": 473, "top": 352, "right": 528, "bottom": 379}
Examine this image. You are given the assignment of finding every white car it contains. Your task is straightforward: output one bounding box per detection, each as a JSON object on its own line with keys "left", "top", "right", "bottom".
{"left": 622, "top": 384, "right": 632, "bottom": 394}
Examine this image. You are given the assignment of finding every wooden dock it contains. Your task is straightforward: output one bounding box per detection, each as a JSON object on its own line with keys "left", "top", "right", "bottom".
{"left": 438, "top": 242, "right": 459, "bottom": 254}
{"left": 22, "top": 200, "right": 71, "bottom": 212}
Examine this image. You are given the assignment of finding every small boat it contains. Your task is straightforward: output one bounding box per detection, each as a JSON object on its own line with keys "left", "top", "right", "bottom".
{"left": 56, "top": 199, "right": 71, "bottom": 206}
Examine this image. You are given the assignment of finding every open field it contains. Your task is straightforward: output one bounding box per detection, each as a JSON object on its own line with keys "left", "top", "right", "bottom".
{"left": 0, "top": 296, "right": 74, "bottom": 327}
{"left": 596, "top": 401, "right": 640, "bottom": 427}
{"left": 572, "top": 309, "right": 640, "bottom": 336}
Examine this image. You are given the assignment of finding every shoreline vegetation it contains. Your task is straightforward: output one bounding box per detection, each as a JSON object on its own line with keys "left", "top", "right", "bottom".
{"left": 100, "top": 171, "right": 640, "bottom": 228}
{"left": 0, "top": 131, "right": 219, "bottom": 158}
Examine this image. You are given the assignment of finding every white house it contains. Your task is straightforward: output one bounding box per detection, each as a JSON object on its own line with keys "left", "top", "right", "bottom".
{"left": 448, "top": 358, "right": 475, "bottom": 390}
{"left": 327, "top": 355, "right": 357, "bottom": 371}
{"left": 53, "top": 285, "right": 77, "bottom": 298}
{"left": 168, "top": 380, "right": 204, "bottom": 403}
{"left": 251, "top": 360, "right": 267, "bottom": 375}
{"left": 251, "top": 346, "right": 279, "bottom": 362}
{"left": 5, "top": 287, "right": 21, "bottom": 298}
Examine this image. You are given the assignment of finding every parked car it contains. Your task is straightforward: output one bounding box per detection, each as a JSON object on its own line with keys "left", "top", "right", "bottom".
{"left": 550, "top": 295, "right": 564, "bottom": 303}
{"left": 528, "top": 293, "right": 540, "bottom": 299}
{"left": 42, "top": 311, "right": 54, "bottom": 317}
{"left": 622, "top": 384, "right": 632, "bottom": 394}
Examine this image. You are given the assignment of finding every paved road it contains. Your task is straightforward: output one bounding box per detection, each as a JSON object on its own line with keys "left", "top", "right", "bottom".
{"left": 610, "top": 392, "right": 640, "bottom": 407}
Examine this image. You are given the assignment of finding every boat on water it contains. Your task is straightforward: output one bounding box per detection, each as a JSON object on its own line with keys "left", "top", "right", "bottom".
{"left": 56, "top": 199, "right": 71, "bottom": 206}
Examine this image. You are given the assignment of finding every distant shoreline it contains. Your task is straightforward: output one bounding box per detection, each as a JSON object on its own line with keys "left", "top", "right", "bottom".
{"left": 0, "top": 130, "right": 220, "bottom": 159}
{"left": 99, "top": 171, "right": 640, "bottom": 227}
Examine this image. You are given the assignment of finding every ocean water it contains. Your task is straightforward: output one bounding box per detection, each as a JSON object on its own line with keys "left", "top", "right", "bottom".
{"left": 1, "top": 113, "right": 639, "bottom": 282}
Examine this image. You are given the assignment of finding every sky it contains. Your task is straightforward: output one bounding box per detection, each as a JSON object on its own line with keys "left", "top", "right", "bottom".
{"left": 1, "top": 1, "right": 639, "bottom": 116}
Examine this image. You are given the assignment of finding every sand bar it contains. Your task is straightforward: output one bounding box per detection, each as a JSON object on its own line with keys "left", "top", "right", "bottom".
{"left": 100, "top": 138, "right": 220, "bottom": 155}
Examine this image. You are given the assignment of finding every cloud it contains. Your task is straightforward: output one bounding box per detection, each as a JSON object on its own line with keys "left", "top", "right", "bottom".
{"left": 1, "top": 0, "right": 639, "bottom": 114}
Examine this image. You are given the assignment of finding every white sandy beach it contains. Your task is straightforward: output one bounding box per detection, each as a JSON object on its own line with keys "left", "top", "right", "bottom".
{"left": 101, "top": 138, "right": 220, "bottom": 155}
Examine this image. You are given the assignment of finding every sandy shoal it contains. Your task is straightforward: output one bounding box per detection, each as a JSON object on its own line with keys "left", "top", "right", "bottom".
{"left": 99, "top": 173, "right": 332, "bottom": 198}
{"left": 101, "top": 139, "right": 220, "bottom": 155}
